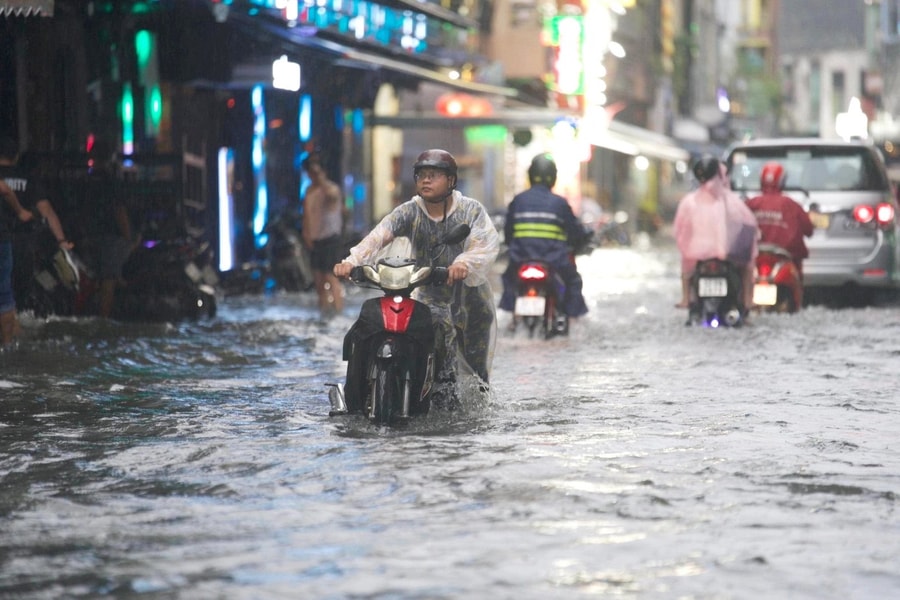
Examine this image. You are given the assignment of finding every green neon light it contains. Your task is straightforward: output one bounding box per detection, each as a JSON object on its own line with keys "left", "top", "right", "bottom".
{"left": 148, "top": 84, "right": 162, "bottom": 134}
{"left": 464, "top": 125, "right": 507, "bottom": 145}
{"left": 135, "top": 30, "right": 152, "bottom": 69}
{"left": 122, "top": 82, "right": 134, "bottom": 150}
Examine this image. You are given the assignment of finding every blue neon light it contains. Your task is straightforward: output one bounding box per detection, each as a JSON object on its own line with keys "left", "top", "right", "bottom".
{"left": 251, "top": 84, "right": 268, "bottom": 249}
{"left": 352, "top": 108, "right": 364, "bottom": 134}
{"left": 299, "top": 94, "right": 312, "bottom": 142}
{"left": 217, "top": 147, "right": 235, "bottom": 271}
{"left": 247, "top": 0, "right": 429, "bottom": 53}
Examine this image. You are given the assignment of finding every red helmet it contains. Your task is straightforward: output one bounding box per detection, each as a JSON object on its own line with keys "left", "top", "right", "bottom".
{"left": 760, "top": 162, "right": 785, "bottom": 193}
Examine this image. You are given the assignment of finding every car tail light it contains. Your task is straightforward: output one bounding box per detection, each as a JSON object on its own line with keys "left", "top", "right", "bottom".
{"left": 876, "top": 202, "right": 895, "bottom": 226}
{"left": 853, "top": 204, "right": 875, "bottom": 224}
{"left": 518, "top": 264, "right": 548, "bottom": 281}
{"left": 853, "top": 203, "right": 895, "bottom": 227}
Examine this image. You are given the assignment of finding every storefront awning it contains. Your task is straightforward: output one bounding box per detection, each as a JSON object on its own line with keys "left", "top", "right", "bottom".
{"left": 370, "top": 109, "right": 690, "bottom": 163}
{"left": 335, "top": 49, "right": 518, "bottom": 98}
{"left": 1, "top": 0, "right": 53, "bottom": 16}
{"left": 369, "top": 108, "right": 578, "bottom": 128}
{"left": 592, "top": 121, "right": 691, "bottom": 162}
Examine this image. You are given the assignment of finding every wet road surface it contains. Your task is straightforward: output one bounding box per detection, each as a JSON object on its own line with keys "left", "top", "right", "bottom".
{"left": 1, "top": 241, "right": 899, "bottom": 599}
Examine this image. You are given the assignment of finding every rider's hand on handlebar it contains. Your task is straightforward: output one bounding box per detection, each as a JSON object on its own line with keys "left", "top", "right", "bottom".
{"left": 334, "top": 261, "right": 354, "bottom": 279}
{"left": 447, "top": 262, "right": 468, "bottom": 284}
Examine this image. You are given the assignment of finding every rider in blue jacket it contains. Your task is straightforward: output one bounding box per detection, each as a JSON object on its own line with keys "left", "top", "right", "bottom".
{"left": 499, "top": 153, "right": 589, "bottom": 318}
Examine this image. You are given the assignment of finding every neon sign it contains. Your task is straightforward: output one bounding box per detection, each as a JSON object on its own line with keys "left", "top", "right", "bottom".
{"left": 248, "top": 0, "right": 429, "bottom": 54}
{"left": 544, "top": 15, "right": 585, "bottom": 96}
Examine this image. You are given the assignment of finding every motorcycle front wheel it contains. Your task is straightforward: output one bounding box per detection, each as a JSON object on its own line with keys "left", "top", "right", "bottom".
{"left": 370, "top": 361, "right": 403, "bottom": 425}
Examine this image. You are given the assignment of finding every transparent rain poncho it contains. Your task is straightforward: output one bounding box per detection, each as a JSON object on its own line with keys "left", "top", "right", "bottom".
{"left": 343, "top": 191, "right": 500, "bottom": 384}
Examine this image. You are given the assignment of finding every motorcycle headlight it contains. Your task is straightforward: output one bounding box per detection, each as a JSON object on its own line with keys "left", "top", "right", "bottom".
{"left": 378, "top": 263, "right": 416, "bottom": 290}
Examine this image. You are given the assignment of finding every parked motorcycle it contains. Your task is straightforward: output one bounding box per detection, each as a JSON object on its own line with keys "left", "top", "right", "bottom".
{"left": 510, "top": 261, "right": 568, "bottom": 338}
{"left": 12, "top": 223, "right": 84, "bottom": 318}
{"left": 75, "top": 240, "right": 218, "bottom": 322}
{"left": 327, "top": 223, "right": 470, "bottom": 425}
{"left": 264, "top": 213, "right": 314, "bottom": 292}
{"left": 752, "top": 243, "right": 802, "bottom": 313}
{"left": 103, "top": 238, "right": 218, "bottom": 322}
{"left": 580, "top": 199, "right": 631, "bottom": 247}
{"left": 687, "top": 258, "right": 745, "bottom": 328}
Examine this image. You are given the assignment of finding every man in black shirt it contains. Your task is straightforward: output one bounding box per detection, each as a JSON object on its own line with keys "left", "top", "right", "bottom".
{"left": 0, "top": 137, "right": 35, "bottom": 344}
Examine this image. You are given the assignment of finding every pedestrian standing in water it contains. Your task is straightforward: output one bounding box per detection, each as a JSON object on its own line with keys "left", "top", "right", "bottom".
{"left": 82, "top": 145, "right": 136, "bottom": 319}
{"left": 0, "top": 139, "right": 35, "bottom": 345}
{"left": 301, "top": 153, "right": 345, "bottom": 318}
{"left": 0, "top": 141, "right": 75, "bottom": 309}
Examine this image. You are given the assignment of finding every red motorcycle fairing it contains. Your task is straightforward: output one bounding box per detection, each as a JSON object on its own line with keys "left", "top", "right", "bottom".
{"left": 341, "top": 295, "right": 436, "bottom": 415}
{"left": 381, "top": 296, "right": 416, "bottom": 333}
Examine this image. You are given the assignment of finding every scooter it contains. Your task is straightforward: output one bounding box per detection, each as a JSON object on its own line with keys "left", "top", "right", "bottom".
{"left": 12, "top": 223, "right": 85, "bottom": 318}
{"left": 327, "top": 223, "right": 470, "bottom": 425}
{"left": 752, "top": 243, "right": 802, "bottom": 313}
{"left": 687, "top": 258, "right": 745, "bottom": 328}
{"left": 510, "top": 261, "right": 568, "bottom": 339}
{"left": 265, "top": 213, "right": 314, "bottom": 293}
{"left": 508, "top": 225, "right": 591, "bottom": 339}
{"left": 110, "top": 237, "right": 218, "bottom": 322}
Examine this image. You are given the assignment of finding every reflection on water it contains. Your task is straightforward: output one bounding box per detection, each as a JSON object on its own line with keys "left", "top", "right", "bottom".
{"left": 2, "top": 247, "right": 900, "bottom": 599}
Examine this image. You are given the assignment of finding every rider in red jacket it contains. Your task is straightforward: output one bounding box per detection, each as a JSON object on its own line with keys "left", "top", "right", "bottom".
{"left": 746, "top": 162, "right": 814, "bottom": 278}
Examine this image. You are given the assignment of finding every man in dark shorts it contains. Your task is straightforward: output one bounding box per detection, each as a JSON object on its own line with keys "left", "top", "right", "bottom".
{"left": 0, "top": 137, "right": 35, "bottom": 344}
{"left": 301, "top": 154, "right": 345, "bottom": 317}
{"left": 82, "top": 145, "right": 135, "bottom": 318}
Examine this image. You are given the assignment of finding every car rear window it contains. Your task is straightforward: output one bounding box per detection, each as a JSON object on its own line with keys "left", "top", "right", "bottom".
{"left": 728, "top": 146, "right": 888, "bottom": 193}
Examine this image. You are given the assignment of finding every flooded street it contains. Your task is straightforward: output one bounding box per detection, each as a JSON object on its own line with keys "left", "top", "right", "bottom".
{"left": 2, "top": 241, "right": 899, "bottom": 599}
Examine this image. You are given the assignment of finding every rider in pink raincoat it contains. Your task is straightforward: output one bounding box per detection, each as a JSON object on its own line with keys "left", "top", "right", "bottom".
{"left": 674, "top": 155, "right": 759, "bottom": 311}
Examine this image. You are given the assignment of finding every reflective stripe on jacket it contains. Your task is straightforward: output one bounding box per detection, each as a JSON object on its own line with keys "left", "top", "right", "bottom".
{"left": 505, "top": 185, "right": 579, "bottom": 266}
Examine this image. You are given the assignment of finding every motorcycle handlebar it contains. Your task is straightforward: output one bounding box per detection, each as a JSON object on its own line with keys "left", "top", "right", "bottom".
{"left": 429, "top": 266, "right": 449, "bottom": 286}
{"left": 348, "top": 264, "right": 450, "bottom": 288}
{"left": 349, "top": 266, "right": 365, "bottom": 284}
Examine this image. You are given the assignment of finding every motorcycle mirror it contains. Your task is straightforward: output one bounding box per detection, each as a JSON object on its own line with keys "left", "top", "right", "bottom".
{"left": 440, "top": 223, "right": 471, "bottom": 246}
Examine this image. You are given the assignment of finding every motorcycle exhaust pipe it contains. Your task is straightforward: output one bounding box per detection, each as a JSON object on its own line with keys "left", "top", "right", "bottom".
{"left": 327, "top": 383, "right": 348, "bottom": 416}
{"left": 725, "top": 309, "right": 742, "bottom": 327}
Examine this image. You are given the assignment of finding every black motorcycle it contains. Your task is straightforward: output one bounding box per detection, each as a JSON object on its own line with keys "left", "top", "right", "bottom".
{"left": 328, "top": 223, "right": 470, "bottom": 425}
{"left": 111, "top": 238, "right": 218, "bottom": 322}
{"left": 508, "top": 224, "right": 591, "bottom": 339}
{"left": 687, "top": 258, "right": 745, "bottom": 328}
{"left": 12, "top": 221, "right": 84, "bottom": 318}
{"left": 510, "top": 261, "right": 568, "bottom": 338}
{"left": 264, "top": 213, "right": 314, "bottom": 293}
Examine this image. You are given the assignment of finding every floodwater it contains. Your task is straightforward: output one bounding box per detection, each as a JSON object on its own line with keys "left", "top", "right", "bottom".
{"left": 1, "top": 240, "right": 899, "bottom": 599}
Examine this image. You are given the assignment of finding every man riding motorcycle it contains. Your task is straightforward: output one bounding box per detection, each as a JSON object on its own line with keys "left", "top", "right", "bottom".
{"left": 498, "top": 153, "right": 589, "bottom": 320}
{"left": 745, "top": 161, "right": 814, "bottom": 281}
{"left": 333, "top": 149, "right": 499, "bottom": 393}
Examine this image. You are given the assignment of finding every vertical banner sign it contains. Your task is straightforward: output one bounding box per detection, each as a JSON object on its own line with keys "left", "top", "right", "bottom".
{"left": 543, "top": 14, "right": 585, "bottom": 109}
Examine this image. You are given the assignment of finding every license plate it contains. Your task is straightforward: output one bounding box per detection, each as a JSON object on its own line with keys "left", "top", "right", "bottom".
{"left": 698, "top": 277, "right": 728, "bottom": 298}
{"left": 515, "top": 296, "right": 546, "bottom": 316}
{"left": 809, "top": 211, "right": 830, "bottom": 229}
{"left": 753, "top": 283, "right": 778, "bottom": 306}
